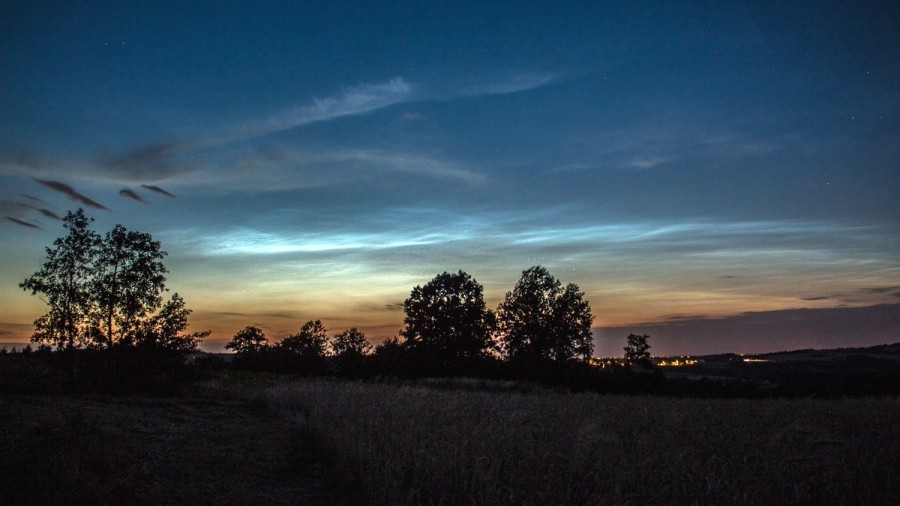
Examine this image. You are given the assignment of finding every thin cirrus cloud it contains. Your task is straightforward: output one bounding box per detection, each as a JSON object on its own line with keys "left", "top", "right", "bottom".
{"left": 0, "top": 78, "right": 420, "bottom": 187}
{"left": 141, "top": 184, "right": 175, "bottom": 198}
{"left": 111, "top": 73, "right": 557, "bottom": 184}
{"left": 254, "top": 77, "right": 414, "bottom": 137}
{"left": 97, "top": 77, "right": 419, "bottom": 179}
{"left": 2, "top": 73, "right": 559, "bottom": 195}
{"left": 36, "top": 208, "right": 61, "bottom": 220}
{"left": 118, "top": 188, "right": 147, "bottom": 203}
{"left": 100, "top": 142, "right": 189, "bottom": 182}
{"left": 5, "top": 216, "right": 41, "bottom": 229}
{"left": 458, "top": 71, "right": 559, "bottom": 97}
{"left": 175, "top": 147, "right": 487, "bottom": 191}
{"left": 2, "top": 72, "right": 560, "bottom": 199}
{"left": 34, "top": 179, "right": 109, "bottom": 210}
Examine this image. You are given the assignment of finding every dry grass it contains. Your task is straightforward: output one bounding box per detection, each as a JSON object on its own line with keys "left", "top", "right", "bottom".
{"left": 0, "top": 387, "right": 344, "bottom": 505}
{"left": 267, "top": 380, "right": 900, "bottom": 505}
{"left": 2, "top": 375, "right": 897, "bottom": 505}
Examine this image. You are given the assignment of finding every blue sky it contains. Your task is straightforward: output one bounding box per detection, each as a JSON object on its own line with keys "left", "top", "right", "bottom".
{"left": 2, "top": 1, "right": 898, "bottom": 355}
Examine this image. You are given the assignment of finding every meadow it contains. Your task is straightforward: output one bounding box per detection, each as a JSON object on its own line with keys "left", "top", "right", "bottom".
{"left": 2, "top": 374, "right": 898, "bottom": 505}
{"left": 270, "top": 378, "right": 898, "bottom": 505}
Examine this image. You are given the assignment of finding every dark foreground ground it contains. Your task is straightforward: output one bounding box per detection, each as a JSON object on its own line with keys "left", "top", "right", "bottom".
{"left": 0, "top": 388, "right": 347, "bottom": 505}
{"left": 2, "top": 375, "right": 899, "bottom": 505}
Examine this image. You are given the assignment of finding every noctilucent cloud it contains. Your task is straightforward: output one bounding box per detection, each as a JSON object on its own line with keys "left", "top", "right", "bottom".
{"left": 2, "top": 1, "right": 898, "bottom": 356}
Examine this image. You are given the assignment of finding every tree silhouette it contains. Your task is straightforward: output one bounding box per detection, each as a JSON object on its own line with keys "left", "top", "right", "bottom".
{"left": 20, "top": 209, "right": 100, "bottom": 349}
{"left": 400, "top": 271, "right": 495, "bottom": 360}
{"left": 137, "top": 293, "right": 210, "bottom": 352}
{"left": 19, "top": 209, "right": 201, "bottom": 351}
{"left": 496, "top": 266, "right": 594, "bottom": 363}
{"left": 330, "top": 327, "right": 371, "bottom": 377}
{"left": 331, "top": 327, "right": 372, "bottom": 357}
{"left": 91, "top": 224, "right": 167, "bottom": 348}
{"left": 226, "top": 326, "right": 268, "bottom": 354}
{"left": 624, "top": 333, "right": 652, "bottom": 368}
{"left": 280, "top": 320, "right": 329, "bottom": 358}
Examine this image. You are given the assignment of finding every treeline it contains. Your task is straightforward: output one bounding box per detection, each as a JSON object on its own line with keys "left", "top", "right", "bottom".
{"left": 219, "top": 267, "right": 666, "bottom": 392}
{"left": 13, "top": 209, "right": 898, "bottom": 397}
{"left": 10, "top": 209, "right": 660, "bottom": 393}
{"left": 210, "top": 267, "right": 678, "bottom": 396}
{"left": 224, "top": 267, "right": 601, "bottom": 375}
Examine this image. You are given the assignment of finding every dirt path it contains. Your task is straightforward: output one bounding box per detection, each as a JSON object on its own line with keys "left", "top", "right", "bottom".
{"left": 1, "top": 394, "right": 349, "bottom": 505}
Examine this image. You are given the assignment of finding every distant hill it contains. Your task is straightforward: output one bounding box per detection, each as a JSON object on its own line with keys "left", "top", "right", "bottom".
{"left": 597, "top": 303, "right": 900, "bottom": 356}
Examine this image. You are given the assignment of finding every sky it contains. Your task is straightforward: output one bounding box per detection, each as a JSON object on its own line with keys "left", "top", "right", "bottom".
{"left": 2, "top": 1, "right": 899, "bottom": 356}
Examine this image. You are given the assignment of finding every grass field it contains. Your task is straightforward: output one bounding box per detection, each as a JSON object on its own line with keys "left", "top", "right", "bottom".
{"left": 2, "top": 375, "right": 899, "bottom": 505}
{"left": 267, "top": 379, "right": 900, "bottom": 505}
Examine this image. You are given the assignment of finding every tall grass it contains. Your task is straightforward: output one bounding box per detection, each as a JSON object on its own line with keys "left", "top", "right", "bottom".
{"left": 267, "top": 380, "right": 899, "bottom": 505}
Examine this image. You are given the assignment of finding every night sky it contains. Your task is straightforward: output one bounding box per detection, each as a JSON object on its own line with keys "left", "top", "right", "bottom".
{"left": 2, "top": 1, "right": 898, "bottom": 356}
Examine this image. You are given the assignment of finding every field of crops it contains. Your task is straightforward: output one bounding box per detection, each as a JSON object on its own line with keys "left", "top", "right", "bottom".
{"left": 266, "top": 380, "right": 900, "bottom": 505}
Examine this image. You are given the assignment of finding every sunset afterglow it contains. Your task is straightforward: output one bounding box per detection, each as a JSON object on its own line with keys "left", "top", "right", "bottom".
{"left": 2, "top": 1, "right": 898, "bottom": 356}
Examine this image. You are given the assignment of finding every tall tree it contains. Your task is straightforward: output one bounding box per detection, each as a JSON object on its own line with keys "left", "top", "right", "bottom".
{"left": 137, "top": 293, "right": 210, "bottom": 352}
{"left": 280, "top": 320, "right": 329, "bottom": 358}
{"left": 400, "top": 271, "right": 495, "bottom": 360}
{"left": 226, "top": 326, "right": 268, "bottom": 354}
{"left": 623, "top": 333, "right": 652, "bottom": 368}
{"left": 496, "top": 266, "right": 594, "bottom": 362}
{"left": 331, "top": 327, "right": 372, "bottom": 357}
{"left": 20, "top": 209, "right": 100, "bottom": 349}
{"left": 20, "top": 208, "right": 201, "bottom": 351}
{"left": 91, "top": 224, "right": 168, "bottom": 347}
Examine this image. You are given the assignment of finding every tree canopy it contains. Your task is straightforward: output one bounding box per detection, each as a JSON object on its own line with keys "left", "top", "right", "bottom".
{"left": 624, "top": 333, "right": 652, "bottom": 367}
{"left": 20, "top": 209, "right": 205, "bottom": 351}
{"left": 20, "top": 209, "right": 98, "bottom": 350}
{"left": 280, "top": 320, "right": 329, "bottom": 358}
{"left": 331, "top": 327, "right": 372, "bottom": 357}
{"left": 91, "top": 224, "right": 168, "bottom": 347}
{"left": 139, "top": 293, "right": 210, "bottom": 352}
{"left": 400, "top": 270, "right": 495, "bottom": 360}
{"left": 496, "top": 266, "right": 594, "bottom": 363}
{"left": 226, "top": 326, "right": 268, "bottom": 354}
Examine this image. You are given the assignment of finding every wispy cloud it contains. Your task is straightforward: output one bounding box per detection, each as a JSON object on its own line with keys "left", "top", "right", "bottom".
{"left": 119, "top": 188, "right": 147, "bottom": 203}
{"left": 402, "top": 111, "right": 425, "bottom": 120}
{"left": 86, "top": 78, "right": 417, "bottom": 187}
{"left": 141, "top": 184, "right": 175, "bottom": 198}
{"left": 3, "top": 73, "right": 553, "bottom": 193}
{"left": 100, "top": 141, "right": 189, "bottom": 181}
{"left": 35, "top": 179, "right": 109, "bottom": 210}
{"left": 333, "top": 150, "right": 486, "bottom": 185}
{"left": 257, "top": 77, "right": 413, "bottom": 136}
{"left": 460, "top": 71, "right": 559, "bottom": 97}
{"left": 174, "top": 147, "right": 486, "bottom": 191}
{"left": 626, "top": 156, "right": 675, "bottom": 169}
{"left": 89, "top": 73, "right": 553, "bottom": 186}
{"left": 863, "top": 286, "right": 900, "bottom": 294}
{"left": 37, "top": 208, "right": 61, "bottom": 220}
{"left": 5, "top": 217, "right": 41, "bottom": 229}
{"left": 2, "top": 195, "right": 62, "bottom": 221}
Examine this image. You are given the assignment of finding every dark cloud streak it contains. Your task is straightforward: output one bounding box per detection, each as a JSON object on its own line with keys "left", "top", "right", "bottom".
{"left": 100, "top": 142, "right": 188, "bottom": 181}
{"left": 5, "top": 217, "right": 41, "bottom": 229}
{"left": 35, "top": 179, "right": 109, "bottom": 210}
{"left": 38, "top": 208, "right": 61, "bottom": 220}
{"left": 141, "top": 184, "right": 175, "bottom": 198}
{"left": 864, "top": 286, "right": 900, "bottom": 294}
{"left": 119, "top": 188, "right": 148, "bottom": 204}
